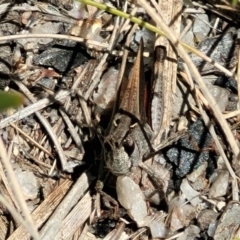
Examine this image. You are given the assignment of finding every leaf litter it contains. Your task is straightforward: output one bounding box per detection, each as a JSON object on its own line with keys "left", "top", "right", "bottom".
{"left": 0, "top": 0, "right": 239, "bottom": 239}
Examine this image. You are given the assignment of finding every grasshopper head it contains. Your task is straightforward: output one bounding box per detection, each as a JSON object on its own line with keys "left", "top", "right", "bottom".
{"left": 106, "top": 144, "right": 132, "bottom": 176}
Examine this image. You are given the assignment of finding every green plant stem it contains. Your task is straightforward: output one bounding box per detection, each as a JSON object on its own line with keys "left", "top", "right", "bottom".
{"left": 78, "top": 0, "right": 167, "bottom": 38}
{"left": 77, "top": 0, "right": 233, "bottom": 77}
{"left": 75, "top": 1, "right": 203, "bottom": 58}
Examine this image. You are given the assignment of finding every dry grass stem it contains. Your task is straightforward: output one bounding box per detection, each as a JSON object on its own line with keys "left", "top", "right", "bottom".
{"left": 0, "top": 137, "right": 40, "bottom": 239}
{"left": 39, "top": 172, "right": 94, "bottom": 239}
{"left": 138, "top": 0, "right": 240, "bottom": 160}
{"left": 59, "top": 108, "right": 84, "bottom": 151}
{"left": 201, "top": 109, "right": 237, "bottom": 179}
{"left": 0, "top": 142, "right": 20, "bottom": 210}
{"left": 55, "top": 191, "right": 92, "bottom": 239}
{"left": 180, "top": 62, "right": 236, "bottom": 180}
{"left": 0, "top": 89, "right": 71, "bottom": 129}
{"left": 0, "top": 194, "right": 37, "bottom": 239}
{"left": 8, "top": 179, "right": 72, "bottom": 240}
{"left": 84, "top": 17, "right": 120, "bottom": 99}
{"left": 224, "top": 110, "right": 240, "bottom": 119}
{"left": 237, "top": 45, "right": 240, "bottom": 114}
{"left": 9, "top": 122, "right": 54, "bottom": 158}
{"left": 0, "top": 33, "right": 109, "bottom": 48}
{"left": 14, "top": 81, "right": 71, "bottom": 172}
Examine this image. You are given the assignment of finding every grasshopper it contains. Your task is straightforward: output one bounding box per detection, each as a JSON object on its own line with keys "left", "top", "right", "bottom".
{"left": 105, "top": 39, "right": 165, "bottom": 176}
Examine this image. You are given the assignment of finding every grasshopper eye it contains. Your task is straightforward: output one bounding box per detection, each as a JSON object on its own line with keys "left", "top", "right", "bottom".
{"left": 123, "top": 137, "right": 135, "bottom": 156}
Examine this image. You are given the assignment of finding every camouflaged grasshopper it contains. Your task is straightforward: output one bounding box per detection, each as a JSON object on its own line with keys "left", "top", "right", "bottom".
{"left": 105, "top": 39, "right": 166, "bottom": 176}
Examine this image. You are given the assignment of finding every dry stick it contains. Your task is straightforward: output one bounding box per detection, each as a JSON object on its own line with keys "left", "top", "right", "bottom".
{"left": 200, "top": 106, "right": 237, "bottom": 179}
{"left": 103, "top": 222, "right": 125, "bottom": 240}
{"left": 9, "top": 122, "right": 54, "bottom": 158}
{"left": 180, "top": 19, "right": 193, "bottom": 39}
{"left": 39, "top": 172, "right": 95, "bottom": 240}
{"left": 232, "top": 178, "right": 239, "bottom": 201}
{"left": 119, "top": 0, "right": 128, "bottom": 29}
{"left": 119, "top": 6, "right": 138, "bottom": 33}
{"left": 79, "top": 0, "right": 233, "bottom": 77}
{"left": 0, "top": 142, "right": 20, "bottom": 210}
{"left": 55, "top": 191, "right": 92, "bottom": 239}
{"left": 150, "top": 0, "right": 162, "bottom": 15}
{"left": 191, "top": 13, "right": 216, "bottom": 31}
{"left": 182, "top": 62, "right": 237, "bottom": 179}
{"left": 0, "top": 34, "right": 108, "bottom": 48}
{"left": 214, "top": 4, "right": 238, "bottom": 11}
{"left": 122, "top": 0, "right": 129, "bottom": 24}
{"left": 84, "top": 16, "right": 120, "bottom": 99}
{"left": 77, "top": 90, "right": 92, "bottom": 126}
{"left": 35, "top": 128, "right": 55, "bottom": 164}
{"left": 182, "top": 63, "right": 194, "bottom": 89}
{"left": 8, "top": 179, "right": 72, "bottom": 240}
{"left": 192, "top": 1, "right": 236, "bottom": 24}
{"left": 138, "top": 0, "right": 240, "bottom": 160}
{"left": 0, "top": 195, "right": 37, "bottom": 239}
{"left": 224, "top": 110, "right": 240, "bottom": 119}
{"left": 237, "top": 45, "right": 240, "bottom": 116}
{"left": 165, "top": 232, "right": 184, "bottom": 240}
{"left": 0, "top": 137, "right": 40, "bottom": 240}
{"left": 59, "top": 108, "right": 84, "bottom": 152}
{"left": 23, "top": 150, "right": 55, "bottom": 169}
{"left": 72, "top": 63, "right": 91, "bottom": 90}
{"left": 14, "top": 81, "right": 72, "bottom": 172}
{"left": 211, "top": 17, "right": 220, "bottom": 36}
{"left": 73, "top": 64, "right": 94, "bottom": 129}
{"left": 182, "top": 66, "right": 236, "bottom": 177}
{"left": 116, "top": 14, "right": 140, "bottom": 90}
{"left": 0, "top": 3, "right": 39, "bottom": 13}
{"left": 180, "top": 65, "right": 237, "bottom": 179}
{"left": 78, "top": 222, "right": 90, "bottom": 240}
{"left": 63, "top": 64, "right": 91, "bottom": 149}
{"left": 60, "top": 64, "right": 91, "bottom": 151}
{"left": 129, "top": 227, "right": 148, "bottom": 240}
{"left": 120, "top": 23, "right": 139, "bottom": 81}
{"left": 0, "top": 89, "right": 71, "bottom": 129}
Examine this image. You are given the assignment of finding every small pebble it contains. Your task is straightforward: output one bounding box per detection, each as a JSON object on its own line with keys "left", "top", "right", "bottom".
{"left": 193, "top": 14, "right": 210, "bottom": 41}
{"left": 197, "top": 209, "right": 218, "bottom": 230}
{"left": 208, "top": 170, "right": 229, "bottom": 198}
{"left": 116, "top": 176, "right": 148, "bottom": 227}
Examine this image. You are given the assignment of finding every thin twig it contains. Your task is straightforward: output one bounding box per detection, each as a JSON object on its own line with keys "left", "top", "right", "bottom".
{"left": 180, "top": 46, "right": 237, "bottom": 180}
{"left": 237, "top": 44, "right": 240, "bottom": 118}
{"left": 8, "top": 179, "right": 72, "bottom": 240}
{"left": 78, "top": 0, "right": 233, "bottom": 77}
{"left": 138, "top": 0, "right": 240, "bottom": 161}
{"left": 180, "top": 19, "right": 193, "bottom": 39}
{"left": 0, "top": 89, "right": 71, "bottom": 129}
{"left": 9, "top": 122, "right": 54, "bottom": 158}
{"left": 0, "top": 34, "right": 108, "bottom": 48}
{"left": 77, "top": 90, "right": 92, "bottom": 127}
{"left": 201, "top": 108, "right": 237, "bottom": 180}
{"left": 0, "top": 137, "right": 40, "bottom": 240}
{"left": 39, "top": 172, "right": 95, "bottom": 240}
{"left": 224, "top": 110, "right": 240, "bottom": 119}
{"left": 232, "top": 178, "right": 239, "bottom": 201}
{"left": 14, "top": 81, "right": 72, "bottom": 172}
{"left": 0, "top": 194, "right": 38, "bottom": 239}
{"left": 59, "top": 108, "right": 84, "bottom": 153}
{"left": 23, "top": 150, "right": 55, "bottom": 170}
{"left": 55, "top": 191, "right": 92, "bottom": 239}
{"left": 84, "top": 16, "right": 120, "bottom": 99}
{"left": 0, "top": 141, "right": 20, "bottom": 210}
